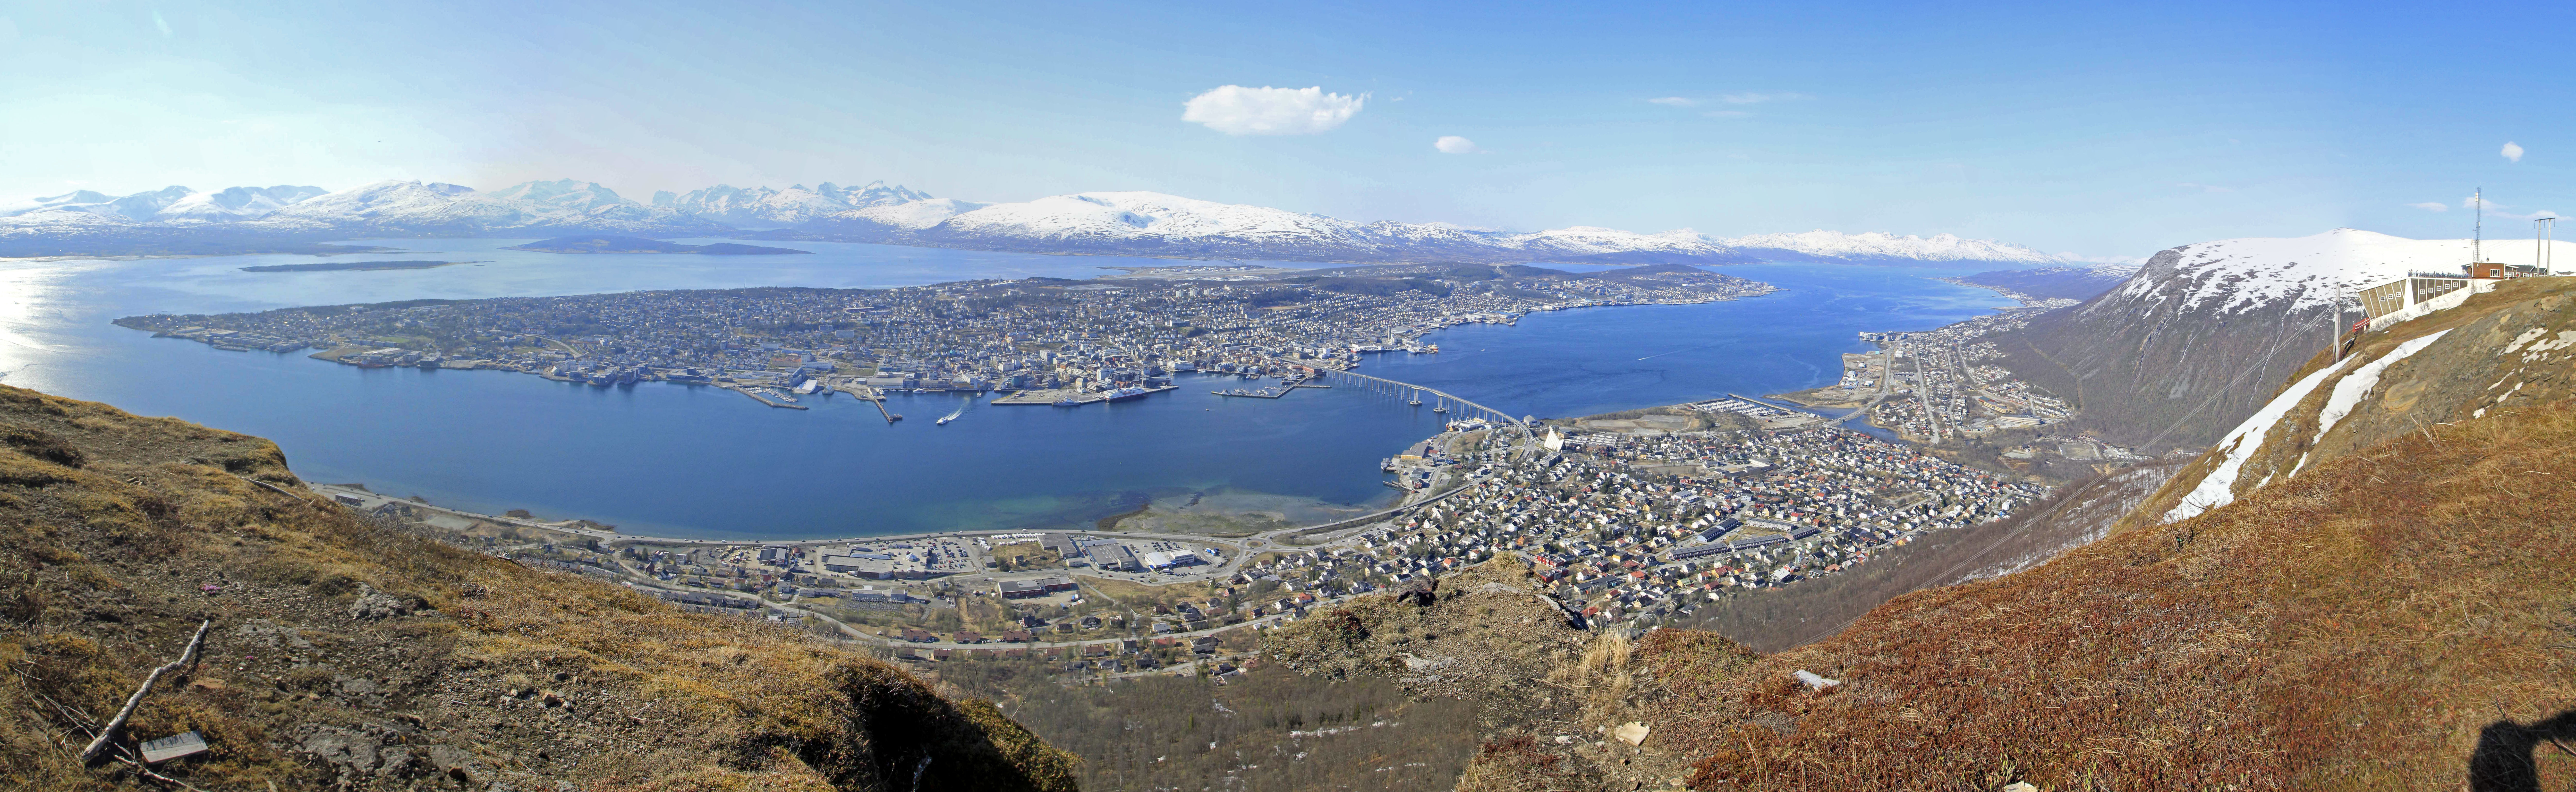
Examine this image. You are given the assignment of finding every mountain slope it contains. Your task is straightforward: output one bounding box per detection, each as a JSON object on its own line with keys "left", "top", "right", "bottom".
{"left": 1470, "top": 274, "right": 2576, "bottom": 790}
{"left": 2134, "top": 274, "right": 2576, "bottom": 525}
{"left": 0, "top": 385, "right": 1075, "bottom": 791}
{"left": 1984, "top": 228, "right": 2576, "bottom": 451}
{"left": 1617, "top": 403, "right": 2576, "bottom": 790}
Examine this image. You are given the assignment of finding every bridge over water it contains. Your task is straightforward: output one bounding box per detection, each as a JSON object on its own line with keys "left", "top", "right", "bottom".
{"left": 1318, "top": 368, "right": 1529, "bottom": 429}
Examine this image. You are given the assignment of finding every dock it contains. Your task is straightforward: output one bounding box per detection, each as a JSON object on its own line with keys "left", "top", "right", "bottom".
{"left": 993, "top": 385, "right": 1179, "bottom": 406}
{"left": 1211, "top": 375, "right": 1317, "bottom": 399}
{"left": 993, "top": 388, "right": 1100, "bottom": 406}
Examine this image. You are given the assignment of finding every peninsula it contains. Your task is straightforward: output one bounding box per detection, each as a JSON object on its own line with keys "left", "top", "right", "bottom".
{"left": 117, "top": 262, "right": 1775, "bottom": 403}
{"left": 504, "top": 235, "right": 810, "bottom": 255}
{"left": 239, "top": 259, "right": 486, "bottom": 272}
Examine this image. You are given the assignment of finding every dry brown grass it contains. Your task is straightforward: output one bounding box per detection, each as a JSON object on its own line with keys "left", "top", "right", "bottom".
{"left": 0, "top": 385, "right": 1078, "bottom": 791}
{"left": 1636, "top": 403, "right": 2576, "bottom": 790}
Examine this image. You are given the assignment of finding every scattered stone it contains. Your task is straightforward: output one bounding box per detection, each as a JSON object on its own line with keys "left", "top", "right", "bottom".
{"left": 347, "top": 584, "right": 417, "bottom": 620}
{"left": 1395, "top": 579, "right": 1439, "bottom": 607}
{"left": 1612, "top": 722, "right": 1650, "bottom": 746}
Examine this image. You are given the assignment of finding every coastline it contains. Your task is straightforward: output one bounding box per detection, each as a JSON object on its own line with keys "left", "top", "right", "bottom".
{"left": 1931, "top": 276, "right": 2076, "bottom": 309}
{"left": 66, "top": 255, "right": 2024, "bottom": 546}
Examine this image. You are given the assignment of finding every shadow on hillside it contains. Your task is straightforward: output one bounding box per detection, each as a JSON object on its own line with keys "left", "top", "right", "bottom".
{"left": 2470, "top": 709, "right": 2576, "bottom": 792}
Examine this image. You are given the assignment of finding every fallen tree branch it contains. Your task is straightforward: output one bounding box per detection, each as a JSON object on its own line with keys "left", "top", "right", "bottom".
{"left": 80, "top": 618, "right": 211, "bottom": 765}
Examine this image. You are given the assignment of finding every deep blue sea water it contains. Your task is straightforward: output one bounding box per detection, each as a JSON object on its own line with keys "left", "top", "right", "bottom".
{"left": 0, "top": 240, "right": 2011, "bottom": 539}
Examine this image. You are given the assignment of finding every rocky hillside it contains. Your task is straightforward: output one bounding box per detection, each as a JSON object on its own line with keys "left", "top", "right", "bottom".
{"left": 2133, "top": 273, "right": 2576, "bottom": 524}
{"left": 1986, "top": 228, "right": 2576, "bottom": 452}
{"left": 0, "top": 386, "right": 1076, "bottom": 791}
{"left": 1469, "top": 273, "right": 2576, "bottom": 790}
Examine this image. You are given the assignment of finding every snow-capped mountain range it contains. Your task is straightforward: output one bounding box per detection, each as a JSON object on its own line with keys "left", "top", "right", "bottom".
{"left": 1708, "top": 229, "right": 2070, "bottom": 265}
{"left": 2097, "top": 227, "right": 2575, "bottom": 316}
{"left": 1, "top": 185, "right": 331, "bottom": 224}
{"left": 1, "top": 177, "right": 2101, "bottom": 266}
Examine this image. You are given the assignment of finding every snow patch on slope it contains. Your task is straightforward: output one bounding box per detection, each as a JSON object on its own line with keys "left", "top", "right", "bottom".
{"left": 2307, "top": 330, "right": 2452, "bottom": 456}
{"left": 2162, "top": 354, "right": 2360, "bottom": 523}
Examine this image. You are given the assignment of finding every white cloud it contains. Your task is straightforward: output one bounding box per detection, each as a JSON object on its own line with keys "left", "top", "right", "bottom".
{"left": 1720, "top": 91, "right": 1807, "bottom": 105}
{"left": 152, "top": 11, "right": 171, "bottom": 37}
{"left": 1434, "top": 136, "right": 1481, "bottom": 154}
{"left": 2407, "top": 202, "right": 2449, "bottom": 212}
{"left": 2461, "top": 193, "right": 2556, "bottom": 220}
{"left": 1647, "top": 97, "right": 1696, "bottom": 107}
{"left": 1181, "top": 86, "right": 1366, "bottom": 136}
{"left": 2503, "top": 141, "right": 2525, "bottom": 162}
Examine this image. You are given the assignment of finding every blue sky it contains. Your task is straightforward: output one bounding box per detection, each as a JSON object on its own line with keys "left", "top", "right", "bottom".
{"left": 3, "top": 0, "right": 2571, "bottom": 259}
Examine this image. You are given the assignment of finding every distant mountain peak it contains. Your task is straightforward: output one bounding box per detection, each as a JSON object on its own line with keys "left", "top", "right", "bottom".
{"left": 1712, "top": 228, "right": 2066, "bottom": 265}
{"left": 7, "top": 174, "right": 2081, "bottom": 270}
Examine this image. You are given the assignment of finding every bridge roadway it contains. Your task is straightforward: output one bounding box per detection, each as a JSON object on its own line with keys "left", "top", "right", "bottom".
{"left": 1320, "top": 368, "right": 1528, "bottom": 429}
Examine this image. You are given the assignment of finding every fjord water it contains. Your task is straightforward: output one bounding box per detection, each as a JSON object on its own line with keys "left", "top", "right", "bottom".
{"left": 0, "top": 240, "right": 2006, "bottom": 539}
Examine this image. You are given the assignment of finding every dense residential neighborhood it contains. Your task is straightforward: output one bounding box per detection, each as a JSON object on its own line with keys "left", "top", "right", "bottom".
{"left": 117, "top": 264, "right": 1775, "bottom": 400}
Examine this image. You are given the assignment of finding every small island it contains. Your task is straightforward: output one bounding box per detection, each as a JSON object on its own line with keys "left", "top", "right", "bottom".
{"left": 240, "top": 260, "right": 485, "bottom": 272}
{"left": 505, "top": 235, "right": 811, "bottom": 255}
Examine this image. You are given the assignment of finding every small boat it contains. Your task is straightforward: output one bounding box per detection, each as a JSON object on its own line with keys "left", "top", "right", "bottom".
{"left": 1432, "top": 406, "right": 1448, "bottom": 413}
{"left": 935, "top": 416, "right": 952, "bottom": 425}
{"left": 1053, "top": 398, "right": 1082, "bottom": 407}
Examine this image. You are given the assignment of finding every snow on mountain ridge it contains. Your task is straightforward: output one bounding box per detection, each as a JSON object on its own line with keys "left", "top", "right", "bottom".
{"left": 2105, "top": 228, "right": 2576, "bottom": 316}
{"left": 924, "top": 191, "right": 1744, "bottom": 262}
{"left": 665, "top": 181, "right": 942, "bottom": 227}
{"left": 1713, "top": 229, "right": 2066, "bottom": 264}
{"left": 7, "top": 176, "right": 2078, "bottom": 267}
{"left": 155, "top": 186, "right": 332, "bottom": 222}
{"left": 0, "top": 185, "right": 328, "bottom": 223}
